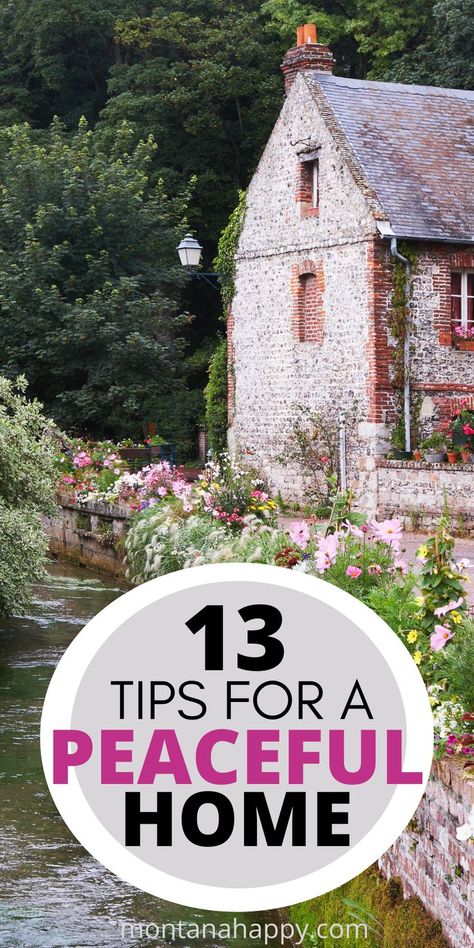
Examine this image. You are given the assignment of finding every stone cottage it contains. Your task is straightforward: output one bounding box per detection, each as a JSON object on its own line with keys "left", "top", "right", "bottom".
{"left": 229, "top": 24, "right": 474, "bottom": 527}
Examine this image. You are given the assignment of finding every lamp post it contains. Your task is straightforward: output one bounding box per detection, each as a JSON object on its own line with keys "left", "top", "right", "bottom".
{"left": 176, "top": 233, "right": 226, "bottom": 290}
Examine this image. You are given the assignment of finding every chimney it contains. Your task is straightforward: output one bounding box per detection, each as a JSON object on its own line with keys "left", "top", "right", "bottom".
{"left": 281, "top": 24, "right": 335, "bottom": 94}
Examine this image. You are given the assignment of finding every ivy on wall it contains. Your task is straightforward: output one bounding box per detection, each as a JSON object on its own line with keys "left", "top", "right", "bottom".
{"left": 204, "top": 338, "right": 228, "bottom": 457}
{"left": 213, "top": 189, "right": 247, "bottom": 314}
{"left": 388, "top": 243, "right": 419, "bottom": 451}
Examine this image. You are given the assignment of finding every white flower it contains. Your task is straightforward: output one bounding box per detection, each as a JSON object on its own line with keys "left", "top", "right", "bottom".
{"left": 456, "top": 807, "right": 474, "bottom": 842}
{"left": 292, "top": 559, "right": 310, "bottom": 573}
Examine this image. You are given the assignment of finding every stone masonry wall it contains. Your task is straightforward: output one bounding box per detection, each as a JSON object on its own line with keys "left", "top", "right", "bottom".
{"left": 230, "top": 73, "right": 383, "bottom": 497}
{"left": 45, "top": 497, "right": 130, "bottom": 576}
{"left": 379, "top": 759, "right": 474, "bottom": 948}
{"left": 364, "top": 460, "right": 474, "bottom": 533}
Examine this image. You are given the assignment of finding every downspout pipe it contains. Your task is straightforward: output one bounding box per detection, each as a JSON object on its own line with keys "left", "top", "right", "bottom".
{"left": 389, "top": 237, "right": 411, "bottom": 453}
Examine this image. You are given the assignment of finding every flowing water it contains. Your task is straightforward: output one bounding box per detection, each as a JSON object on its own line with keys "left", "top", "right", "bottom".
{"left": 0, "top": 561, "right": 276, "bottom": 948}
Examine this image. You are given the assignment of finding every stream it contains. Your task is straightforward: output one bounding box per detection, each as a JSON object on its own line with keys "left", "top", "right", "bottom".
{"left": 0, "top": 561, "right": 276, "bottom": 948}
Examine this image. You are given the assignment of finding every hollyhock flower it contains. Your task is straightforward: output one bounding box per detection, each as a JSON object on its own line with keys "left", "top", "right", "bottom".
{"left": 434, "top": 597, "right": 464, "bottom": 617}
{"left": 430, "top": 624, "right": 453, "bottom": 651}
{"left": 370, "top": 518, "right": 403, "bottom": 550}
{"left": 315, "top": 534, "right": 339, "bottom": 573}
{"left": 346, "top": 565, "right": 362, "bottom": 579}
{"left": 288, "top": 521, "right": 310, "bottom": 550}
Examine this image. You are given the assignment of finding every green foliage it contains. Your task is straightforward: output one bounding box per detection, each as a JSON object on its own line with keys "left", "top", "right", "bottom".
{"left": 416, "top": 517, "right": 467, "bottom": 636}
{"left": 288, "top": 863, "right": 448, "bottom": 947}
{"left": 386, "top": 0, "right": 474, "bottom": 89}
{"left": 367, "top": 575, "right": 419, "bottom": 637}
{"left": 442, "top": 620, "right": 474, "bottom": 712}
{"left": 205, "top": 339, "right": 228, "bottom": 457}
{"left": 213, "top": 190, "right": 247, "bottom": 312}
{"left": 0, "top": 376, "right": 58, "bottom": 615}
{"left": 0, "top": 119, "right": 191, "bottom": 441}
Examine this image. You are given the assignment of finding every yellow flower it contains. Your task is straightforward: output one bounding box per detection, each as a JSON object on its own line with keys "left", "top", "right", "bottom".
{"left": 451, "top": 611, "right": 462, "bottom": 624}
{"left": 417, "top": 544, "right": 428, "bottom": 558}
{"left": 407, "top": 630, "right": 418, "bottom": 643}
{"left": 414, "top": 596, "right": 425, "bottom": 606}
{"left": 413, "top": 651, "right": 423, "bottom": 665}
{"left": 433, "top": 567, "right": 438, "bottom": 574}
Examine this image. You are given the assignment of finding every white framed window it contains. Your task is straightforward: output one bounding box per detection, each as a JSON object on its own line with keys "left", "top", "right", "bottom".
{"left": 451, "top": 271, "right": 474, "bottom": 337}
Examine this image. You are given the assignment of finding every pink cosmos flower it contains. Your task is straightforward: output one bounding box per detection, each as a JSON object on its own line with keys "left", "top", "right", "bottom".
{"left": 434, "top": 597, "right": 464, "bottom": 617}
{"left": 288, "top": 521, "right": 310, "bottom": 550}
{"left": 346, "top": 565, "right": 362, "bottom": 579}
{"left": 430, "top": 624, "right": 453, "bottom": 651}
{"left": 393, "top": 558, "right": 408, "bottom": 574}
{"left": 315, "top": 534, "right": 339, "bottom": 573}
{"left": 367, "top": 563, "right": 382, "bottom": 575}
{"left": 370, "top": 518, "right": 403, "bottom": 550}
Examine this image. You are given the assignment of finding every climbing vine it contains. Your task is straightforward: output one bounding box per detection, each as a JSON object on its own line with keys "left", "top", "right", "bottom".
{"left": 213, "top": 189, "right": 247, "bottom": 314}
{"left": 387, "top": 243, "right": 419, "bottom": 451}
{"left": 204, "top": 338, "right": 228, "bottom": 457}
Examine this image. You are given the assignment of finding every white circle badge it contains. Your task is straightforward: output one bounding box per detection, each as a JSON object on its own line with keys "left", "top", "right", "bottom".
{"left": 41, "top": 563, "right": 433, "bottom": 910}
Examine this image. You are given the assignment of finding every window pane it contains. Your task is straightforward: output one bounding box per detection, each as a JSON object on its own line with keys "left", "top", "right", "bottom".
{"left": 467, "top": 295, "right": 474, "bottom": 326}
{"left": 451, "top": 272, "right": 462, "bottom": 295}
{"left": 451, "top": 295, "right": 461, "bottom": 322}
{"left": 312, "top": 161, "right": 319, "bottom": 208}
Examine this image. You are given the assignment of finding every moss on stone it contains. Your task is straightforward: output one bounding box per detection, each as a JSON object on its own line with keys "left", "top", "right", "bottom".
{"left": 288, "top": 864, "right": 448, "bottom": 947}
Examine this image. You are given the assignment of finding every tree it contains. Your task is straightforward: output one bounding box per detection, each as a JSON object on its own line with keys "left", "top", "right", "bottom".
{"left": 0, "top": 376, "right": 58, "bottom": 616}
{"left": 0, "top": 118, "right": 192, "bottom": 440}
{"left": 385, "top": 0, "right": 474, "bottom": 89}
{"left": 99, "top": 0, "right": 283, "bottom": 242}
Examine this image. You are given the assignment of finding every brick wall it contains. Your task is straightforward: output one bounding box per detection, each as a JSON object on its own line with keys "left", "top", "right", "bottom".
{"left": 379, "top": 759, "right": 474, "bottom": 947}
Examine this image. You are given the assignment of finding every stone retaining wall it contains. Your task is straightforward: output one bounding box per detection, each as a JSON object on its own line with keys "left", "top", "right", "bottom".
{"left": 45, "top": 496, "right": 131, "bottom": 576}
{"left": 358, "top": 459, "right": 474, "bottom": 533}
{"left": 379, "top": 759, "right": 474, "bottom": 947}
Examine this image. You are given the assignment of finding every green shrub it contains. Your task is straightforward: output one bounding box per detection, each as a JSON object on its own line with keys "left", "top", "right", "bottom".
{"left": 441, "top": 619, "right": 474, "bottom": 712}
{"left": 0, "top": 376, "right": 58, "bottom": 615}
{"left": 204, "top": 339, "right": 228, "bottom": 457}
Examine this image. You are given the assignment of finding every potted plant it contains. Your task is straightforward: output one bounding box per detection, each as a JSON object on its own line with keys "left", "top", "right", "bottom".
{"left": 461, "top": 445, "right": 471, "bottom": 464}
{"left": 413, "top": 447, "right": 422, "bottom": 461}
{"left": 420, "top": 432, "right": 447, "bottom": 463}
{"left": 446, "top": 441, "right": 459, "bottom": 464}
{"left": 390, "top": 417, "right": 412, "bottom": 460}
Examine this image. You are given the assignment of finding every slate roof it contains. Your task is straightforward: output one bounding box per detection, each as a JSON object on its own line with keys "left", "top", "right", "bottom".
{"left": 305, "top": 73, "right": 474, "bottom": 243}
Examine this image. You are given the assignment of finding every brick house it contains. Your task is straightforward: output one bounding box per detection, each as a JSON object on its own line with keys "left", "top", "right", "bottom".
{"left": 229, "top": 24, "right": 474, "bottom": 526}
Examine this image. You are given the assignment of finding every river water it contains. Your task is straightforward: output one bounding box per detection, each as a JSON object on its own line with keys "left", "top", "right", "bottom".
{"left": 0, "top": 561, "right": 276, "bottom": 948}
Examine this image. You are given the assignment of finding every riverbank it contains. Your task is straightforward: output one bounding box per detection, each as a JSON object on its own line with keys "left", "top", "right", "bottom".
{"left": 0, "top": 561, "right": 277, "bottom": 948}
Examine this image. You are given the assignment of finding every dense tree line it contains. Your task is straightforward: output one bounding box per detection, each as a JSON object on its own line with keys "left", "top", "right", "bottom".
{"left": 0, "top": 0, "right": 471, "bottom": 452}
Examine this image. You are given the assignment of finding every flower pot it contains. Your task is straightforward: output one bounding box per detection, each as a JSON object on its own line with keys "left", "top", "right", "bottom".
{"left": 413, "top": 450, "right": 422, "bottom": 461}
{"left": 424, "top": 451, "right": 446, "bottom": 463}
{"left": 455, "top": 338, "right": 474, "bottom": 351}
{"left": 118, "top": 447, "right": 148, "bottom": 460}
{"left": 461, "top": 451, "right": 471, "bottom": 464}
{"left": 446, "top": 452, "right": 458, "bottom": 464}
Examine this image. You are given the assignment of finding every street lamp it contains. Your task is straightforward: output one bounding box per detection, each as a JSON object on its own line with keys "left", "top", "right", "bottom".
{"left": 176, "top": 232, "right": 227, "bottom": 290}
{"left": 176, "top": 234, "right": 203, "bottom": 268}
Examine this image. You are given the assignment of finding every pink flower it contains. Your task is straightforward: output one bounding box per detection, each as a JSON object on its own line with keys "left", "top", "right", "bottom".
{"left": 315, "top": 534, "right": 339, "bottom": 573}
{"left": 288, "top": 520, "right": 310, "bottom": 549}
{"left": 367, "top": 563, "right": 382, "bottom": 575}
{"left": 73, "top": 451, "right": 92, "bottom": 468}
{"left": 434, "top": 597, "right": 464, "bottom": 617}
{"left": 430, "top": 624, "right": 453, "bottom": 651}
{"left": 346, "top": 565, "right": 362, "bottom": 579}
{"left": 370, "top": 518, "right": 403, "bottom": 550}
{"left": 393, "top": 558, "right": 408, "bottom": 574}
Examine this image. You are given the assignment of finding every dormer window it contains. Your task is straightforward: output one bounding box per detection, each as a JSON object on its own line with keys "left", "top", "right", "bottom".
{"left": 297, "top": 149, "right": 320, "bottom": 218}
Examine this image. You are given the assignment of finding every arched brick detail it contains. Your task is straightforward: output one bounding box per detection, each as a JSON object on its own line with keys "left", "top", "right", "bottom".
{"left": 290, "top": 260, "right": 325, "bottom": 343}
